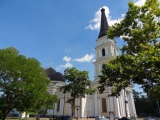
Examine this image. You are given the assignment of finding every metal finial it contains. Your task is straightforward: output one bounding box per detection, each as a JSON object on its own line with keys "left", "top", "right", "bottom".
{"left": 50, "top": 62, "right": 52, "bottom": 67}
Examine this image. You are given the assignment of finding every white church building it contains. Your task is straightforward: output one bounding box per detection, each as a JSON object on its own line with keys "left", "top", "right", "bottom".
{"left": 46, "top": 8, "right": 137, "bottom": 118}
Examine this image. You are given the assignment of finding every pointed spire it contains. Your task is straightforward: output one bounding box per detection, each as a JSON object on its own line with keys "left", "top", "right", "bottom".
{"left": 98, "top": 8, "right": 109, "bottom": 38}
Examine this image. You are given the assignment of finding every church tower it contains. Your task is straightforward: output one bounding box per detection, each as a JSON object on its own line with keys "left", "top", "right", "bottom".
{"left": 93, "top": 8, "right": 118, "bottom": 80}
{"left": 47, "top": 7, "right": 137, "bottom": 119}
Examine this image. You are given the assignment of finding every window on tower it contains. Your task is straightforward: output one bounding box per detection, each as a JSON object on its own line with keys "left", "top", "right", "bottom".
{"left": 102, "top": 48, "right": 105, "bottom": 56}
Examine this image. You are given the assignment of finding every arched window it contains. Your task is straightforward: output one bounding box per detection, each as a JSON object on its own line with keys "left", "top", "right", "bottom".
{"left": 102, "top": 48, "right": 105, "bottom": 56}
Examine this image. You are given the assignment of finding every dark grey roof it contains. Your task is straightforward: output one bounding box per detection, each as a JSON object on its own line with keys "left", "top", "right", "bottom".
{"left": 98, "top": 8, "right": 109, "bottom": 38}
{"left": 52, "top": 72, "right": 65, "bottom": 82}
{"left": 45, "top": 67, "right": 56, "bottom": 78}
{"left": 45, "top": 67, "right": 65, "bottom": 82}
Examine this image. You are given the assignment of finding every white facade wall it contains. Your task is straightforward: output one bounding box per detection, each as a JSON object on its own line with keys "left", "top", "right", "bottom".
{"left": 49, "top": 88, "right": 136, "bottom": 119}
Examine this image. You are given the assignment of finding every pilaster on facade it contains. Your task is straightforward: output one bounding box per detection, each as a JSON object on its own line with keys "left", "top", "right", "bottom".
{"left": 120, "top": 90, "right": 126, "bottom": 117}
{"left": 108, "top": 87, "right": 114, "bottom": 112}
{"left": 106, "top": 94, "right": 110, "bottom": 114}
{"left": 94, "top": 92, "right": 98, "bottom": 116}
{"left": 125, "top": 91, "right": 130, "bottom": 117}
{"left": 90, "top": 98, "right": 93, "bottom": 116}
{"left": 129, "top": 92, "right": 137, "bottom": 117}
{"left": 114, "top": 97, "right": 121, "bottom": 118}
{"left": 54, "top": 103, "right": 57, "bottom": 115}
{"left": 59, "top": 98, "right": 64, "bottom": 115}
{"left": 81, "top": 96, "right": 87, "bottom": 117}
{"left": 98, "top": 98, "right": 101, "bottom": 116}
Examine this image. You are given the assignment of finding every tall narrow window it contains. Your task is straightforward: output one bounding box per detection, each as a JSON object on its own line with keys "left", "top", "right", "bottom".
{"left": 57, "top": 99, "right": 60, "bottom": 112}
{"left": 102, "top": 48, "right": 105, "bottom": 56}
{"left": 102, "top": 98, "right": 107, "bottom": 112}
{"left": 102, "top": 64, "right": 105, "bottom": 69}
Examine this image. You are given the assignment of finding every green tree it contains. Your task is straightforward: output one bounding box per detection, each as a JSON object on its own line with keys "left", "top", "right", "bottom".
{"left": 26, "top": 93, "right": 58, "bottom": 115}
{"left": 133, "top": 90, "right": 159, "bottom": 116}
{"left": 0, "top": 47, "right": 57, "bottom": 120}
{"left": 60, "top": 67, "right": 95, "bottom": 119}
{"left": 98, "top": 0, "right": 160, "bottom": 99}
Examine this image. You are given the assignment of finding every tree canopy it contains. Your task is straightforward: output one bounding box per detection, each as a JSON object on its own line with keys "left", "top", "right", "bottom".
{"left": 98, "top": 0, "right": 160, "bottom": 99}
{"left": 0, "top": 47, "right": 57, "bottom": 120}
{"left": 133, "top": 90, "right": 160, "bottom": 116}
{"left": 60, "top": 67, "right": 95, "bottom": 119}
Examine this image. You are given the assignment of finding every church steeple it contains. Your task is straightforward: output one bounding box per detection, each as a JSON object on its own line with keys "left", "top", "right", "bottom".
{"left": 94, "top": 8, "right": 118, "bottom": 80}
{"left": 98, "top": 8, "right": 109, "bottom": 38}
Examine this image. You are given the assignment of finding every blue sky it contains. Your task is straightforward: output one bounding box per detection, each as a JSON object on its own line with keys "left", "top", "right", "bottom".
{"left": 0, "top": 0, "right": 146, "bottom": 91}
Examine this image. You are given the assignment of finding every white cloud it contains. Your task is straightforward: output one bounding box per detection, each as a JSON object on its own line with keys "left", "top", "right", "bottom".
{"left": 64, "top": 47, "right": 71, "bottom": 53}
{"left": 134, "top": 0, "right": 146, "bottom": 6}
{"left": 63, "top": 56, "right": 71, "bottom": 62}
{"left": 56, "top": 67, "right": 60, "bottom": 71}
{"left": 134, "top": 0, "right": 160, "bottom": 6}
{"left": 85, "top": 6, "right": 124, "bottom": 31}
{"left": 86, "top": 1, "right": 160, "bottom": 31}
{"left": 73, "top": 54, "right": 95, "bottom": 63}
{"left": 59, "top": 63, "right": 73, "bottom": 68}
{"left": 92, "top": 59, "right": 96, "bottom": 62}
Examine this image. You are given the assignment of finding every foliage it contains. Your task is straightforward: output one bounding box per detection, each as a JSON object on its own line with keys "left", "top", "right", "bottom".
{"left": 27, "top": 93, "right": 58, "bottom": 114}
{"left": 98, "top": 0, "right": 160, "bottom": 99}
{"left": 60, "top": 67, "right": 95, "bottom": 119}
{"left": 133, "top": 90, "right": 160, "bottom": 116}
{"left": 0, "top": 47, "right": 57, "bottom": 120}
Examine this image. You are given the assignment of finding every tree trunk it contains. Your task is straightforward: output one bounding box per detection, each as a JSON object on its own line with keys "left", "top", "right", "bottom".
{"left": 2, "top": 109, "right": 11, "bottom": 120}
{"left": 2, "top": 112, "right": 8, "bottom": 120}
{"left": 71, "top": 98, "right": 75, "bottom": 120}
